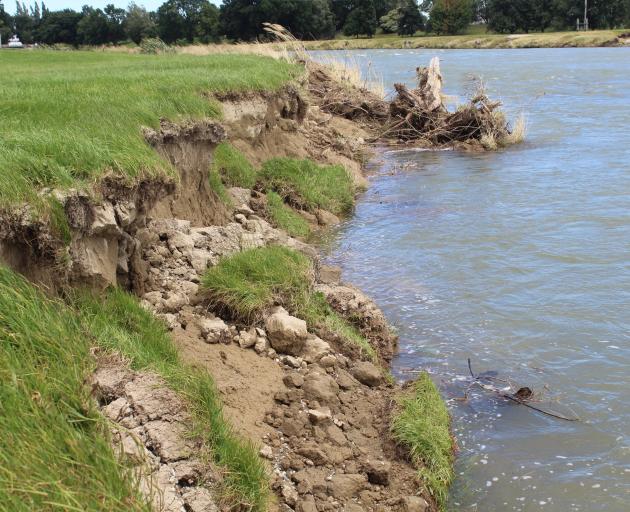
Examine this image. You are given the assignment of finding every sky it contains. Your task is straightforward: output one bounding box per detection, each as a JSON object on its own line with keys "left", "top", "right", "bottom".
{"left": 3, "top": 0, "right": 220, "bottom": 15}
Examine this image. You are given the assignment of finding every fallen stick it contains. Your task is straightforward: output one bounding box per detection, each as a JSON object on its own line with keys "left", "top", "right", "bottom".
{"left": 467, "top": 358, "right": 580, "bottom": 422}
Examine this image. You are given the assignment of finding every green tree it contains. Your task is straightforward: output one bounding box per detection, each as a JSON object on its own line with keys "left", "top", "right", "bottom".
{"left": 380, "top": 7, "right": 401, "bottom": 33}
{"left": 37, "top": 8, "right": 82, "bottom": 45}
{"left": 219, "top": 0, "right": 261, "bottom": 41}
{"left": 0, "top": 2, "right": 12, "bottom": 43}
{"left": 157, "top": 0, "right": 217, "bottom": 43}
{"left": 343, "top": 0, "right": 377, "bottom": 37}
{"left": 104, "top": 3, "right": 125, "bottom": 42}
{"left": 124, "top": 2, "right": 156, "bottom": 44}
{"left": 398, "top": 0, "right": 425, "bottom": 34}
{"left": 77, "top": 6, "right": 109, "bottom": 45}
{"left": 430, "top": 0, "right": 472, "bottom": 34}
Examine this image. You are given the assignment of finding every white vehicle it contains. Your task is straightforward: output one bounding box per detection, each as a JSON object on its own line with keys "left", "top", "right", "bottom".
{"left": 7, "top": 35, "right": 24, "bottom": 49}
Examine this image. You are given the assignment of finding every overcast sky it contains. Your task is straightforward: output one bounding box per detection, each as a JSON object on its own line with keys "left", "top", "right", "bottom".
{"left": 4, "top": 0, "right": 220, "bottom": 14}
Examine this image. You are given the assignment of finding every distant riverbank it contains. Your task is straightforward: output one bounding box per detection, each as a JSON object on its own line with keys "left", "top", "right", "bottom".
{"left": 303, "top": 29, "right": 629, "bottom": 50}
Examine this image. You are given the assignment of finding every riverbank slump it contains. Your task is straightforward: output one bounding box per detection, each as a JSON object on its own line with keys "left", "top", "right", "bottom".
{"left": 0, "top": 62, "right": 453, "bottom": 511}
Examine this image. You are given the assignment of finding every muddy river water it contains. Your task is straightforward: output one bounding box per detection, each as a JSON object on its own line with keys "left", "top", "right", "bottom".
{"left": 314, "top": 48, "right": 630, "bottom": 511}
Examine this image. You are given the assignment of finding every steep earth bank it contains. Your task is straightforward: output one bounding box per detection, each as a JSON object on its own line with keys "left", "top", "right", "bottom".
{"left": 0, "top": 68, "right": 449, "bottom": 512}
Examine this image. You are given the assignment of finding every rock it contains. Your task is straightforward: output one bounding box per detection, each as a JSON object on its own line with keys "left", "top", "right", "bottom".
{"left": 200, "top": 316, "right": 231, "bottom": 344}
{"left": 307, "top": 407, "right": 332, "bottom": 425}
{"left": 315, "top": 208, "right": 340, "bottom": 226}
{"left": 328, "top": 473, "right": 367, "bottom": 499}
{"left": 402, "top": 496, "right": 429, "bottom": 512}
{"left": 297, "top": 496, "right": 318, "bottom": 512}
{"left": 336, "top": 369, "right": 359, "bottom": 390}
{"left": 301, "top": 334, "right": 331, "bottom": 363}
{"left": 325, "top": 424, "right": 347, "bottom": 446}
{"left": 181, "top": 487, "right": 219, "bottom": 512}
{"left": 319, "top": 354, "right": 337, "bottom": 368}
{"left": 114, "top": 201, "right": 137, "bottom": 228}
{"left": 345, "top": 505, "right": 365, "bottom": 512}
{"left": 161, "top": 313, "right": 180, "bottom": 330}
{"left": 163, "top": 292, "right": 188, "bottom": 313}
{"left": 364, "top": 460, "right": 391, "bottom": 486}
{"left": 91, "top": 202, "right": 120, "bottom": 236}
{"left": 281, "top": 483, "right": 299, "bottom": 507}
{"left": 144, "top": 420, "right": 194, "bottom": 462}
{"left": 280, "top": 355, "right": 302, "bottom": 368}
{"left": 265, "top": 308, "right": 308, "bottom": 356}
{"left": 238, "top": 329, "right": 257, "bottom": 349}
{"left": 318, "top": 264, "right": 342, "bottom": 284}
{"left": 351, "top": 362, "right": 383, "bottom": 387}
{"left": 254, "top": 336, "right": 270, "bottom": 354}
{"left": 303, "top": 371, "right": 339, "bottom": 404}
{"left": 283, "top": 373, "right": 304, "bottom": 388}
{"left": 297, "top": 446, "right": 329, "bottom": 466}
{"left": 259, "top": 445, "right": 274, "bottom": 460}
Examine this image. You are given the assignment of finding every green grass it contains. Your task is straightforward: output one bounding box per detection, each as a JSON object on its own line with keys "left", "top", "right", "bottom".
{"left": 266, "top": 191, "right": 310, "bottom": 238}
{"left": 0, "top": 267, "right": 149, "bottom": 511}
{"left": 303, "top": 28, "right": 626, "bottom": 50}
{"left": 74, "top": 288, "right": 270, "bottom": 512}
{"left": 201, "top": 246, "right": 376, "bottom": 360}
{"left": 260, "top": 158, "right": 355, "bottom": 216}
{"left": 212, "top": 142, "right": 257, "bottom": 189}
{"left": 391, "top": 373, "right": 454, "bottom": 510}
{"left": 0, "top": 265, "right": 269, "bottom": 512}
{"left": 0, "top": 51, "right": 300, "bottom": 210}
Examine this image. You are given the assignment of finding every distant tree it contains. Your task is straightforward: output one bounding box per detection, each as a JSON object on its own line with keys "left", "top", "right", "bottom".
{"left": 37, "top": 8, "right": 82, "bottom": 45}
{"left": 219, "top": 0, "right": 261, "bottom": 41}
{"left": 157, "top": 0, "right": 217, "bottom": 43}
{"left": 77, "top": 6, "right": 109, "bottom": 44}
{"left": 430, "top": 0, "right": 472, "bottom": 34}
{"left": 0, "top": 2, "right": 12, "bottom": 42}
{"left": 124, "top": 3, "right": 156, "bottom": 44}
{"left": 196, "top": 0, "right": 220, "bottom": 42}
{"left": 398, "top": 0, "right": 425, "bottom": 34}
{"left": 14, "top": 0, "right": 36, "bottom": 42}
{"left": 380, "top": 7, "right": 401, "bottom": 33}
{"left": 343, "top": 0, "right": 378, "bottom": 37}
{"left": 331, "top": 0, "right": 354, "bottom": 30}
{"left": 104, "top": 4, "right": 125, "bottom": 42}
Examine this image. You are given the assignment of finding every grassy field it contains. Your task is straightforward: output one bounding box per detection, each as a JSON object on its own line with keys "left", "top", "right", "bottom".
{"left": 304, "top": 28, "right": 628, "bottom": 50}
{"left": 0, "top": 265, "right": 269, "bottom": 511}
{"left": 0, "top": 51, "right": 300, "bottom": 210}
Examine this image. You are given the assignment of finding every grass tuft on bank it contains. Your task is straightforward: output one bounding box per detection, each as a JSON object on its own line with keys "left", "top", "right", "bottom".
{"left": 201, "top": 246, "right": 375, "bottom": 360}
{"left": 0, "top": 51, "right": 300, "bottom": 209}
{"left": 212, "top": 142, "right": 258, "bottom": 189}
{"left": 260, "top": 158, "right": 355, "bottom": 216}
{"left": 75, "top": 288, "right": 270, "bottom": 512}
{"left": 266, "top": 191, "right": 311, "bottom": 238}
{"left": 0, "top": 267, "right": 149, "bottom": 511}
{"left": 391, "top": 372, "right": 454, "bottom": 510}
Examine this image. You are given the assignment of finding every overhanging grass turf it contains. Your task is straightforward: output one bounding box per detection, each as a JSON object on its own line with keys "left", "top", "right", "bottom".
{"left": 0, "top": 51, "right": 300, "bottom": 208}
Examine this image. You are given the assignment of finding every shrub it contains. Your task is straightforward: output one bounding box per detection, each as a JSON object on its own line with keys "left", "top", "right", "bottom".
{"left": 139, "top": 37, "right": 174, "bottom": 54}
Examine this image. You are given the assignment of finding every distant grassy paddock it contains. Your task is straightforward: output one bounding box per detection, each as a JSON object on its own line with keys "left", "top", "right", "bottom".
{"left": 304, "top": 29, "right": 628, "bottom": 50}
{"left": 0, "top": 51, "right": 300, "bottom": 209}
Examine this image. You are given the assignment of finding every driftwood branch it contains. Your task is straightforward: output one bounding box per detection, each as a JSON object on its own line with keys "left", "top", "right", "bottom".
{"left": 467, "top": 358, "right": 580, "bottom": 422}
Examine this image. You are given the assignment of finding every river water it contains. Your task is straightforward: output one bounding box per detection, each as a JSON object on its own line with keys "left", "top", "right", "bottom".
{"left": 314, "top": 49, "right": 630, "bottom": 511}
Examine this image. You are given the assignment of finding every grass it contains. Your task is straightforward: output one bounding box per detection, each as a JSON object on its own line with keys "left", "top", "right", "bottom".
{"left": 212, "top": 142, "right": 257, "bottom": 189}
{"left": 0, "top": 51, "right": 300, "bottom": 210}
{"left": 260, "top": 158, "right": 355, "bottom": 216}
{"left": 303, "top": 28, "right": 627, "bottom": 50}
{"left": 74, "top": 288, "right": 270, "bottom": 512}
{"left": 0, "top": 265, "right": 269, "bottom": 512}
{"left": 266, "top": 191, "right": 310, "bottom": 238}
{"left": 208, "top": 168, "right": 232, "bottom": 205}
{"left": 0, "top": 267, "right": 149, "bottom": 511}
{"left": 201, "top": 246, "right": 376, "bottom": 360}
{"left": 391, "top": 372, "right": 454, "bottom": 511}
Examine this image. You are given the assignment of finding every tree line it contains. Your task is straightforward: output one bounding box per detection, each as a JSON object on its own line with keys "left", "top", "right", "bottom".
{"left": 1, "top": 0, "right": 628, "bottom": 47}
